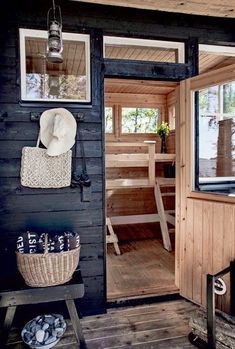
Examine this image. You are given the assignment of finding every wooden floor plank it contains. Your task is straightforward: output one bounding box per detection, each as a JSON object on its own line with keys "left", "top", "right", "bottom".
{"left": 83, "top": 302, "right": 195, "bottom": 330}
{"left": 85, "top": 324, "right": 192, "bottom": 349}
{"left": 83, "top": 315, "right": 194, "bottom": 340}
{"left": 101, "top": 336, "right": 194, "bottom": 349}
{"left": 107, "top": 227, "right": 177, "bottom": 300}
{"left": 7, "top": 299, "right": 196, "bottom": 349}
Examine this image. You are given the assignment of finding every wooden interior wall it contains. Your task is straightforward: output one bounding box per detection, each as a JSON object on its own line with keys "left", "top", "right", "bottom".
{"left": 105, "top": 92, "right": 167, "bottom": 106}
{"left": 105, "top": 91, "right": 176, "bottom": 219}
{"left": 105, "top": 92, "right": 167, "bottom": 143}
{"left": 166, "top": 90, "right": 177, "bottom": 110}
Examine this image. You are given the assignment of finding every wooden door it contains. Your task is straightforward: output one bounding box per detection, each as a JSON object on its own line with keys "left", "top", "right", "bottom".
{"left": 176, "top": 64, "right": 235, "bottom": 311}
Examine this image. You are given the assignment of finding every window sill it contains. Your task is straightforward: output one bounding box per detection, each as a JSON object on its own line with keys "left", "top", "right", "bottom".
{"left": 188, "top": 190, "right": 235, "bottom": 204}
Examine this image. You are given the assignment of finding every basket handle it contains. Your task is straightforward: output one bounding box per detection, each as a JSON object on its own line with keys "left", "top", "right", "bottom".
{"left": 44, "top": 234, "right": 49, "bottom": 254}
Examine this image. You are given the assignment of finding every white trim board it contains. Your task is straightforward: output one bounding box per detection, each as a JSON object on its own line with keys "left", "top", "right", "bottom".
{"left": 199, "top": 44, "right": 235, "bottom": 57}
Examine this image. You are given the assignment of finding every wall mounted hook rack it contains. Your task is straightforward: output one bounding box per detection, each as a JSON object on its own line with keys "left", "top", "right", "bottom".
{"left": 30, "top": 112, "right": 84, "bottom": 122}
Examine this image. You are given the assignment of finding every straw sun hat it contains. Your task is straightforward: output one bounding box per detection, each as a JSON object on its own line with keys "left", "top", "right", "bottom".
{"left": 40, "top": 108, "right": 77, "bottom": 156}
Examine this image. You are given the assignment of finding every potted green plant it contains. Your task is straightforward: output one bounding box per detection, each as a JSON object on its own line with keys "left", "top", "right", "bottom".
{"left": 156, "top": 121, "right": 170, "bottom": 153}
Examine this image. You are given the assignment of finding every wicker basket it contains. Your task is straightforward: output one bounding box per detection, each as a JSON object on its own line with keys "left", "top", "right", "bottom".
{"left": 16, "top": 235, "right": 80, "bottom": 287}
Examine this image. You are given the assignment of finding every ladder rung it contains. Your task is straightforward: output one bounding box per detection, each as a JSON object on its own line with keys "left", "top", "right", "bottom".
{"left": 156, "top": 177, "right": 175, "bottom": 187}
{"left": 161, "top": 192, "right": 175, "bottom": 197}
{"left": 165, "top": 210, "right": 175, "bottom": 214}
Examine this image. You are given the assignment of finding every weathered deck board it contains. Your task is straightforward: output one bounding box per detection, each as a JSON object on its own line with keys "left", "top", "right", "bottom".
{"left": 6, "top": 299, "right": 196, "bottom": 348}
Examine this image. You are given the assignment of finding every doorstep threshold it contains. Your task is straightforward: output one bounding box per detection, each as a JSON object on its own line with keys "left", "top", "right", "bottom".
{"left": 106, "top": 290, "right": 181, "bottom": 309}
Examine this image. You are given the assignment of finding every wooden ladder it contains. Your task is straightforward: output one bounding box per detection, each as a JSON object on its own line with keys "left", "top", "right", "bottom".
{"left": 154, "top": 177, "right": 175, "bottom": 252}
{"left": 106, "top": 217, "right": 121, "bottom": 255}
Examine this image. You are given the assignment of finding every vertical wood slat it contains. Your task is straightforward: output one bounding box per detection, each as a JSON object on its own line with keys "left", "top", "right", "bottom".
{"left": 175, "top": 86, "right": 180, "bottom": 287}
{"left": 192, "top": 200, "right": 203, "bottom": 305}
{"left": 213, "top": 202, "right": 224, "bottom": 310}
{"left": 178, "top": 80, "right": 187, "bottom": 295}
{"left": 184, "top": 198, "right": 194, "bottom": 300}
{"left": 148, "top": 142, "right": 156, "bottom": 186}
{"left": 201, "top": 201, "right": 213, "bottom": 306}
{"left": 221, "top": 204, "right": 235, "bottom": 313}
{"left": 185, "top": 79, "right": 192, "bottom": 198}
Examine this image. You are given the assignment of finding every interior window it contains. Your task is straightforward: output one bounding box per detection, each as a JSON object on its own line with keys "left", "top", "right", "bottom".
{"left": 196, "top": 82, "right": 235, "bottom": 194}
{"left": 121, "top": 107, "right": 160, "bottom": 133}
{"left": 168, "top": 105, "right": 176, "bottom": 130}
{"left": 105, "top": 107, "right": 114, "bottom": 133}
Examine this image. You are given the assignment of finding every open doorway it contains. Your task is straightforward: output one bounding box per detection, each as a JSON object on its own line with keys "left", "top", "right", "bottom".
{"left": 105, "top": 78, "right": 179, "bottom": 301}
{"left": 104, "top": 42, "right": 235, "bottom": 302}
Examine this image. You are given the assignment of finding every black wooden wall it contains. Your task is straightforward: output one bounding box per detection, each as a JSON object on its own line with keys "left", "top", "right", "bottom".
{"left": 1, "top": 0, "right": 235, "bottom": 317}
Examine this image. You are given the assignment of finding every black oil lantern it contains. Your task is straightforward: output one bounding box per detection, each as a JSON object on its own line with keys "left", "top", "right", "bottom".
{"left": 47, "top": 0, "right": 63, "bottom": 63}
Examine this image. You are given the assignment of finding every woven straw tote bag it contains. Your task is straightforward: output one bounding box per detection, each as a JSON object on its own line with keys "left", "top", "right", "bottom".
{"left": 20, "top": 132, "right": 72, "bottom": 189}
{"left": 16, "top": 235, "right": 80, "bottom": 287}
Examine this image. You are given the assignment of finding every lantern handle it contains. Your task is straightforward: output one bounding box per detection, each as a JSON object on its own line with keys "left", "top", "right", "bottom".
{"left": 52, "top": 0, "right": 56, "bottom": 20}
{"left": 47, "top": 2, "right": 62, "bottom": 29}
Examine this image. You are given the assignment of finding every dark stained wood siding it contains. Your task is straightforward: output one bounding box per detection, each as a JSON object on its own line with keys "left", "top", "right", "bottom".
{"left": 0, "top": 0, "right": 235, "bottom": 317}
{"left": 0, "top": 3, "right": 105, "bottom": 317}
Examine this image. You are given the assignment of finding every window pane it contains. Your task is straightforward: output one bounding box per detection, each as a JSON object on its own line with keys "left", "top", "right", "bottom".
{"left": 20, "top": 29, "right": 90, "bottom": 102}
{"left": 197, "top": 82, "right": 235, "bottom": 193}
{"left": 121, "top": 108, "right": 159, "bottom": 133}
{"left": 105, "top": 107, "right": 113, "bottom": 133}
{"left": 106, "top": 44, "right": 177, "bottom": 63}
{"left": 104, "top": 37, "right": 184, "bottom": 63}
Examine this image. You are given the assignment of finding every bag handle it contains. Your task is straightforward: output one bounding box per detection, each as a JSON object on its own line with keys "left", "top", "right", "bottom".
{"left": 71, "top": 122, "right": 91, "bottom": 188}
{"left": 36, "top": 131, "right": 41, "bottom": 148}
{"left": 44, "top": 234, "right": 49, "bottom": 254}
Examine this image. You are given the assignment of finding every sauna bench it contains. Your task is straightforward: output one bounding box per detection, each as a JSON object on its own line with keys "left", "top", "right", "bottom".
{"left": 0, "top": 268, "right": 87, "bottom": 348}
{"left": 106, "top": 153, "right": 175, "bottom": 189}
{"left": 106, "top": 141, "right": 175, "bottom": 190}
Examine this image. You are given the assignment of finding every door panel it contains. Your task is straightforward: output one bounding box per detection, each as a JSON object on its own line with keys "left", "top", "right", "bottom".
{"left": 177, "top": 64, "right": 235, "bottom": 309}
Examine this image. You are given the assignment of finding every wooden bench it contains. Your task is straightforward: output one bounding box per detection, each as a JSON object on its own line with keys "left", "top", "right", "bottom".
{"left": 0, "top": 269, "right": 87, "bottom": 348}
{"left": 105, "top": 141, "right": 175, "bottom": 253}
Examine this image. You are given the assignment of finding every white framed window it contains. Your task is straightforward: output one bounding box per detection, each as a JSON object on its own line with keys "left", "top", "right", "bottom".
{"left": 20, "top": 28, "right": 90, "bottom": 102}
{"left": 104, "top": 36, "right": 185, "bottom": 64}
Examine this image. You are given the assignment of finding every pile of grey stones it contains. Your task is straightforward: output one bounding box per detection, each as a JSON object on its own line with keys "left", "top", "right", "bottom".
{"left": 22, "top": 314, "right": 66, "bottom": 347}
